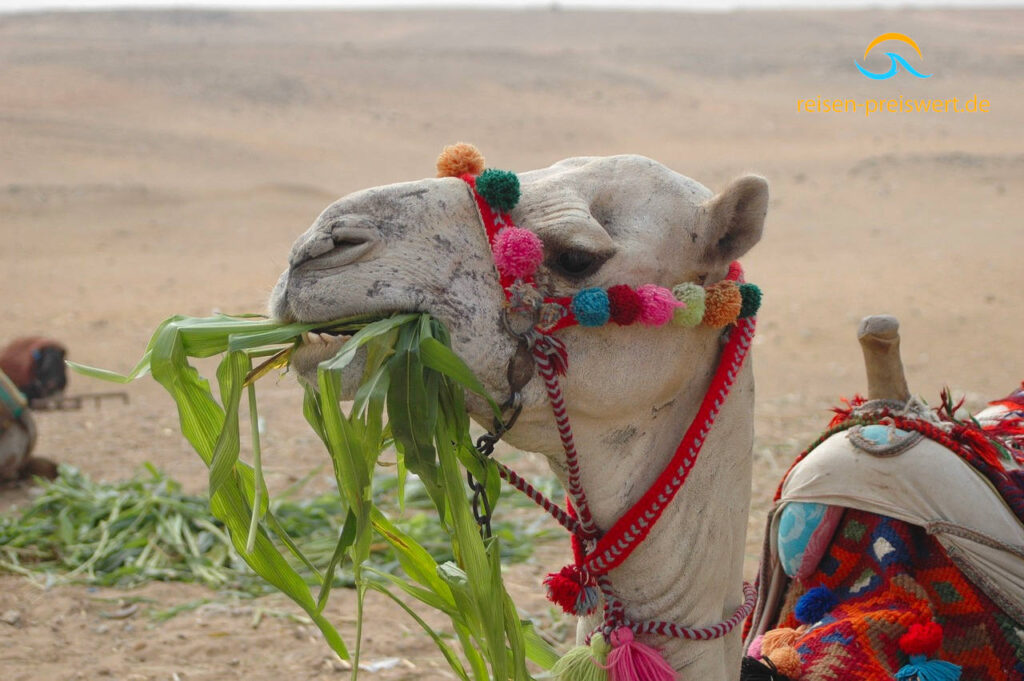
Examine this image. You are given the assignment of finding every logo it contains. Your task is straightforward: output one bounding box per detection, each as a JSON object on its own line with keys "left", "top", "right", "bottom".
{"left": 855, "top": 33, "right": 932, "bottom": 80}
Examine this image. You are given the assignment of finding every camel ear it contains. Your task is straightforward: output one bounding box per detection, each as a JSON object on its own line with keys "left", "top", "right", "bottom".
{"left": 700, "top": 175, "right": 768, "bottom": 266}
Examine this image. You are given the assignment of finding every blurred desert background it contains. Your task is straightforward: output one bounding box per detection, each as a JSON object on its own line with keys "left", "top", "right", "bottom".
{"left": 1, "top": 7, "right": 1022, "bottom": 680}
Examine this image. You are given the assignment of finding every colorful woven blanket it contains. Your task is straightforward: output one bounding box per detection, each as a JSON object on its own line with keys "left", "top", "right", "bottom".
{"left": 743, "top": 387, "right": 1024, "bottom": 681}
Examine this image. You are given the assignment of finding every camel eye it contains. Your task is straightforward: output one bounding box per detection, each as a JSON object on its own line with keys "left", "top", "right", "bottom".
{"left": 554, "top": 249, "right": 600, "bottom": 277}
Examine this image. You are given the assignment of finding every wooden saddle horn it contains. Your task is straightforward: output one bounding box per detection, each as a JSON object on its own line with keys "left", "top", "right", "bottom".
{"left": 857, "top": 315, "right": 911, "bottom": 403}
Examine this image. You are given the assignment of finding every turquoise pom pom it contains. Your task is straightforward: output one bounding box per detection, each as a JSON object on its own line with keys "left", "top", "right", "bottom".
{"left": 572, "top": 288, "right": 611, "bottom": 327}
{"left": 738, "top": 283, "right": 762, "bottom": 318}
{"left": 475, "top": 169, "right": 521, "bottom": 212}
{"left": 896, "top": 655, "right": 962, "bottom": 681}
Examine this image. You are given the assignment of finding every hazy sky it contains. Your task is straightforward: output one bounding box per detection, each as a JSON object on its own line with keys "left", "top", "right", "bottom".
{"left": 2, "top": 0, "right": 1022, "bottom": 11}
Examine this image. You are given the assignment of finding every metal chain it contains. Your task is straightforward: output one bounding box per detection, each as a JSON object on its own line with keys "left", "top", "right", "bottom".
{"left": 468, "top": 392, "right": 522, "bottom": 539}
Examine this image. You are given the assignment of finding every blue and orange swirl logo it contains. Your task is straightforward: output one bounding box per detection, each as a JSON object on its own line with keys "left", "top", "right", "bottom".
{"left": 855, "top": 33, "right": 932, "bottom": 80}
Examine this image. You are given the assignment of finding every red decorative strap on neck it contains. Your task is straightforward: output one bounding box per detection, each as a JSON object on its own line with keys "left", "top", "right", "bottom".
{"left": 585, "top": 312, "right": 755, "bottom": 576}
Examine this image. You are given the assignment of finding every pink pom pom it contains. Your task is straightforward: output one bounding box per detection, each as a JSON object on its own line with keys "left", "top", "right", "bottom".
{"left": 636, "top": 285, "right": 685, "bottom": 326}
{"left": 493, "top": 227, "right": 544, "bottom": 279}
{"left": 747, "top": 634, "right": 764, "bottom": 659}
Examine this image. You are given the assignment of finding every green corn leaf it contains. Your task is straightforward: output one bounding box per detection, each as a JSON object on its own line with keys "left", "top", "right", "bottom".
{"left": 59, "top": 311, "right": 559, "bottom": 678}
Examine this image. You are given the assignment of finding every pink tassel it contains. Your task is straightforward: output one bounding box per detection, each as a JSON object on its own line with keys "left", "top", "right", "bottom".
{"left": 605, "top": 627, "right": 677, "bottom": 681}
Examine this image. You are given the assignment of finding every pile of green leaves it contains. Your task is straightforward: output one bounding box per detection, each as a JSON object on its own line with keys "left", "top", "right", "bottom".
{"left": 70, "top": 313, "right": 558, "bottom": 679}
{"left": 0, "top": 464, "right": 555, "bottom": 595}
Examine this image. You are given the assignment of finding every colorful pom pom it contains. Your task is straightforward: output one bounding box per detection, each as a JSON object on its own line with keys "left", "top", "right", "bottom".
{"left": 607, "top": 285, "right": 642, "bottom": 326}
{"left": 761, "top": 628, "right": 801, "bottom": 656}
{"left": 747, "top": 634, "right": 765, "bottom": 660}
{"left": 493, "top": 227, "right": 544, "bottom": 279}
{"left": 702, "top": 280, "right": 743, "bottom": 328}
{"left": 436, "top": 142, "right": 485, "bottom": 178}
{"left": 765, "top": 646, "right": 802, "bottom": 680}
{"left": 899, "top": 621, "right": 944, "bottom": 657}
{"left": 605, "top": 627, "right": 676, "bottom": 681}
{"left": 794, "top": 586, "right": 837, "bottom": 625}
{"left": 572, "top": 288, "right": 611, "bottom": 327}
{"left": 671, "top": 282, "right": 706, "bottom": 327}
{"left": 475, "top": 168, "right": 521, "bottom": 213}
{"left": 636, "top": 284, "right": 684, "bottom": 326}
{"left": 895, "top": 656, "right": 962, "bottom": 681}
{"left": 738, "top": 283, "right": 762, "bottom": 318}
{"left": 544, "top": 565, "right": 599, "bottom": 616}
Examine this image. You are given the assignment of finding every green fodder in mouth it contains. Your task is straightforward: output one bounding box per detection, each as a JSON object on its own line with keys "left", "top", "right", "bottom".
{"left": 68, "top": 311, "right": 559, "bottom": 678}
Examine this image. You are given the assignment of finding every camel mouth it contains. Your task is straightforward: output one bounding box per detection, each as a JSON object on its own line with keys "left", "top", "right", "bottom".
{"left": 289, "top": 331, "right": 353, "bottom": 386}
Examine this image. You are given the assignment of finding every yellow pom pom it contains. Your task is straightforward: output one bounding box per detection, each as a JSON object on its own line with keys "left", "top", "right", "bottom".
{"left": 436, "top": 142, "right": 485, "bottom": 178}
{"left": 765, "top": 645, "right": 803, "bottom": 679}
{"left": 702, "top": 280, "right": 742, "bottom": 328}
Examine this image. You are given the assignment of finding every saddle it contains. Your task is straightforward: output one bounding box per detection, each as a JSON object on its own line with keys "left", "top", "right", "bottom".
{"left": 743, "top": 317, "right": 1024, "bottom": 681}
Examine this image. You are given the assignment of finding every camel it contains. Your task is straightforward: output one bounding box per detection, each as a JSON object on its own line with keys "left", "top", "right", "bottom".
{"left": 268, "top": 146, "right": 1024, "bottom": 679}
{"left": 271, "top": 147, "right": 768, "bottom": 680}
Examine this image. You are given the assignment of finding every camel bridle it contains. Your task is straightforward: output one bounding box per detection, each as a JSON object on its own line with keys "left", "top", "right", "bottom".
{"left": 456, "top": 167, "right": 759, "bottom": 664}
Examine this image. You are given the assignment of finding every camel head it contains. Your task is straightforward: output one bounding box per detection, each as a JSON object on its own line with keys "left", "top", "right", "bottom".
{"left": 271, "top": 151, "right": 767, "bottom": 461}
{"left": 270, "top": 148, "right": 768, "bottom": 678}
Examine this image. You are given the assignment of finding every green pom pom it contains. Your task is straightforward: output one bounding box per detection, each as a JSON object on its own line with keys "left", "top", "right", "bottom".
{"left": 739, "top": 283, "right": 762, "bottom": 318}
{"left": 550, "top": 633, "right": 610, "bottom": 681}
{"left": 671, "top": 282, "right": 706, "bottom": 327}
{"left": 475, "top": 168, "right": 520, "bottom": 212}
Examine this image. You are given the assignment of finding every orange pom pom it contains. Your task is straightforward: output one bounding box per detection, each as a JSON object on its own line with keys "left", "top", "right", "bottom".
{"left": 702, "top": 280, "right": 742, "bottom": 328}
{"left": 761, "top": 627, "right": 801, "bottom": 656}
{"left": 436, "top": 142, "right": 485, "bottom": 178}
{"left": 766, "top": 646, "right": 803, "bottom": 679}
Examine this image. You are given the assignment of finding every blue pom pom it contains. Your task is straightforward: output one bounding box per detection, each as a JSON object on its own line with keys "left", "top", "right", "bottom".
{"left": 571, "top": 288, "right": 611, "bottom": 327}
{"left": 794, "top": 586, "right": 838, "bottom": 624}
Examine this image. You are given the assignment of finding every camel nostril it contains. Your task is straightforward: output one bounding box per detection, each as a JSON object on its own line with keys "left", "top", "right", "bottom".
{"left": 292, "top": 226, "right": 380, "bottom": 273}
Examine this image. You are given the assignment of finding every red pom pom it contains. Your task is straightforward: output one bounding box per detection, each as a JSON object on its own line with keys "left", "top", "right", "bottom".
{"left": 544, "top": 565, "right": 587, "bottom": 615}
{"left": 899, "top": 621, "right": 944, "bottom": 657}
{"left": 607, "top": 285, "right": 642, "bottom": 325}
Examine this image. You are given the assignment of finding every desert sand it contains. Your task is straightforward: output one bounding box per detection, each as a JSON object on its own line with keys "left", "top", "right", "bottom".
{"left": 1, "top": 7, "right": 1022, "bottom": 680}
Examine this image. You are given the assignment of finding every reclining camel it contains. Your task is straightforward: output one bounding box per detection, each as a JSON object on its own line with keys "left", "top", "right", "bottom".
{"left": 269, "top": 145, "right": 1024, "bottom": 680}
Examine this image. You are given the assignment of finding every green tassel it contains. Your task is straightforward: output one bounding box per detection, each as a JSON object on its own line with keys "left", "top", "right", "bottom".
{"left": 550, "top": 632, "right": 610, "bottom": 681}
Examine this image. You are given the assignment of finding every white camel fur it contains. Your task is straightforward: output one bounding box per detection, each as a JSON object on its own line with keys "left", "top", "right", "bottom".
{"left": 270, "top": 153, "right": 769, "bottom": 680}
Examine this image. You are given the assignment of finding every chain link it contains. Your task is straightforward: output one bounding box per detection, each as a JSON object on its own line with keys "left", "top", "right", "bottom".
{"left": 467, "top": 392, "right": 522, "bottom": 539}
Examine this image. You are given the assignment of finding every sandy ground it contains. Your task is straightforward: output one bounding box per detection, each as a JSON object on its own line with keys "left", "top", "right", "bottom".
{"left": 1, "top": 7, "right": 1022, "bottom": 680}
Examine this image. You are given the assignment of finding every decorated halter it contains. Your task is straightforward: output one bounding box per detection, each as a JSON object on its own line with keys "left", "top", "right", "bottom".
{"left": 437, "top": 143, "right": 761, "bottom": 681}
